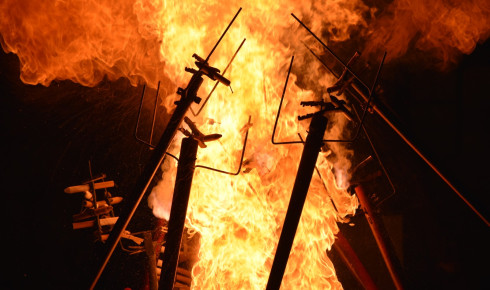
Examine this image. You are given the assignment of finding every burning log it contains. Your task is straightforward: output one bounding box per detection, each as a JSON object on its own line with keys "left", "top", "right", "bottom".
{"left": 138, "top": 115, "right": 225, "bottom": 289}
{"left": 158, "top": 136, "right": 199, "bottom": 290}
{"left": 158, "top": 116, "right": 224, "bottom": 289}
{"left": 267, "top": 114, "right": 328, "bottom": 290}
{"left": 147, "top": 112, "right": 249, "bottom": 289}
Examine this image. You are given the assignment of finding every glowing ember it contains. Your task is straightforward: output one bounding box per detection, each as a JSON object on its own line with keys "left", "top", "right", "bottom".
{"left": 2, "top": 0, "right": 488, "bottom": 289}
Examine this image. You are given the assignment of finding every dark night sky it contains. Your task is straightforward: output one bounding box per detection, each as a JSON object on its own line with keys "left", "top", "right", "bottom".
{"left": 1, "top": 34, "right": 489, "bottom": 290}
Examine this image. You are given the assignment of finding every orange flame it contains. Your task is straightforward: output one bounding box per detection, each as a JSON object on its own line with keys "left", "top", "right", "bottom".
{"left": 0, "top": 0, "right": 167, "bottom": 87}
{"left": 363, "top": 0, "right": 490, "bottom": 68}
{"left": 142, "top": 2, "right": 365, "bottom": 288}
{"left": 1, "top": 0, "right": 375, "bottom": 288}
{"left": 2, "top": 0, "right": 489, "bottom": 288}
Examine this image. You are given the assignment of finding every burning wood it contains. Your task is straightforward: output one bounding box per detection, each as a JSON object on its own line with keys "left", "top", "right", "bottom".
{"left": 9, "top": 0, "right": 475, "bottom": 288}
{"left": 158, "top": 131, "right": 202, "bottom": 289}
{"left": 267, "top": 114, "right": 329, "bottom": 290}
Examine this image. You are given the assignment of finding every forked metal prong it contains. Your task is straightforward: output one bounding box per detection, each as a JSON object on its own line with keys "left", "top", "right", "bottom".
{"left": 196, "top": 115, "right": 251, "bottom": 175}
{"left": 191, "top": 38, "right": 246, "bottom": 116}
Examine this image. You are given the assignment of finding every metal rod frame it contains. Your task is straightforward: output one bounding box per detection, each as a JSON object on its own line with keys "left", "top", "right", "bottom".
{"left": 191, "top": 38, "right": 247, "bottom": 117}
{"left": 164, "top": 115, "right": 251, "bottom": 176}
{"left": 271, "top": 49, "right": 385, "bottom": 145}
{"left": 294, "top": 13, "right": 488, "bottom": 225}
{"left": 89, "top": 8, "right": 242, "bottom": 289}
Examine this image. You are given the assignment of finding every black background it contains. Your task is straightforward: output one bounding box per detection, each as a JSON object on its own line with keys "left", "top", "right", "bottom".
{"left": 1, "top": 35, "right": 489, "bottom": 290}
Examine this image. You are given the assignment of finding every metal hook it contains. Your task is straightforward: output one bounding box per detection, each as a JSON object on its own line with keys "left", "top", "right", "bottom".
{"left": 352, "top": 106, "right": 396, "bottom": 207}
{"left": 303, "top": 37, "right": 488, "bottom": 227}
{"left": 298, "top": 35, "right": 386, "bottom": 142}
{"left": 320, "top": 51, "right": 386, "bottom": 143}
{"left": 195, "top": 115, "right": 251, "bottom": 175}
{"left": 294, "top": 14, "right": 388, "bottom": 142}
{"left": 271, "top": 52, "right": 387, "bottom": 145}
{"left": 301, "top": 42, "right": 365, "bottom": 107}
{"left": 166, "top": 116, "right": 251, "bottom": 176}
{"left": 136, "top": 38, "right": 246, "bottom": 148}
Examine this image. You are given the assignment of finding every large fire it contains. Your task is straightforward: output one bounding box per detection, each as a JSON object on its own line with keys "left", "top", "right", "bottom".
{"left": 2, "top": 0, "right": 489, "bottom": 289}
{"left": 144, "top": 2, "right": 366, "bottom": 288}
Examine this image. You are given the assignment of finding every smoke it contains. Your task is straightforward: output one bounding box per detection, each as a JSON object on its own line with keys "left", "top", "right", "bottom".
{"left": 0, "top": 0, "right": 166, "bottom": 88}
{"left": 147, "top": 151, "right": 178, "bottom": 220}
{"left": 0, "top": 0, "right": 390, "bottom": 288}
{"left": 363, "top": 0, "right": 490, "bottom": 69}
{"left": 1, "top": 0, "right": 489, "bottom": 87}
{"left": 0, "top": 0, "right": 375, "bottom": 89}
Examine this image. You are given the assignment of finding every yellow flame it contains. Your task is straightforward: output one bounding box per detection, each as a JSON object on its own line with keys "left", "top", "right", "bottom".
{"left": 1, "top": 0, "right": 374, "bottom": 288}
{"left": 143, "top": 2, "right": 365, "bottom": 289}
{"left": 2, "top": 0, "right": 489, "bottom": 288}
